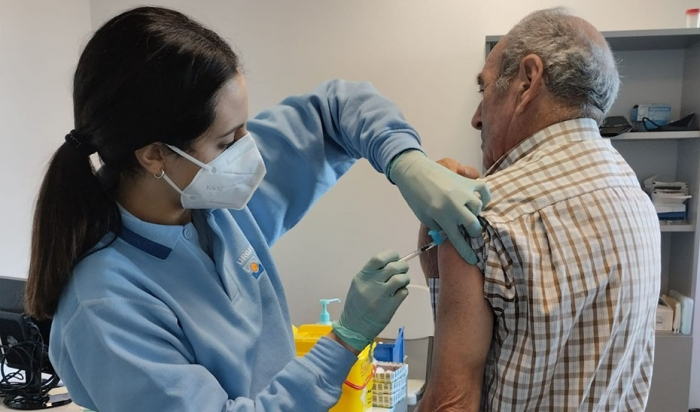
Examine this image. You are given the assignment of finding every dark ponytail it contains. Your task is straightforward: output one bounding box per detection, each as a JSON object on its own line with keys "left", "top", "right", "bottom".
{"left": 26, "top": 6, "right": 239, "bottom": 319}
{"left": 26, "top": 140, "right": 119, "bottom": 319}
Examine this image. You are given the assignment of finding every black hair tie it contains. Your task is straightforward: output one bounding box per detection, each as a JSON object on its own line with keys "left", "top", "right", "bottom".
{"left": 64, "top": 129, "right": 97, "bottom": 156}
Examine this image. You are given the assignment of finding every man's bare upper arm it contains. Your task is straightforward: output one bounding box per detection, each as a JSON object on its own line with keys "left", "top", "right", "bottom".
{"left": 420, "top": 240, "right": 493, "bottom": 411}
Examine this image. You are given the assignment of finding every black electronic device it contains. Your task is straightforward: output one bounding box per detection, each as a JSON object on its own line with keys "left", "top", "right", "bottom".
{"left": 600, "top": 116, "right": 633, "bottom": 137}
{"left": 0, "top": 276, "right": 72, "bottom": 410}
{"left": 642, "top": 112, "right": 697, "bottom": 132}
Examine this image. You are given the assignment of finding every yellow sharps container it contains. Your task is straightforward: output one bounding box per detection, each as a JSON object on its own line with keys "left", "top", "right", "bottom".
{"left": 292, "top": 299, "right": 375, "bottom": 412}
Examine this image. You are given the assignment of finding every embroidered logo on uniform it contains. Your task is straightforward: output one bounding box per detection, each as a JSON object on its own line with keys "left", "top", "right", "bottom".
{"left": 238, "top": 245, "right": 264, "bottom": 279}
{"left": 244, "top": 260, "right": 265, "bottom": 278}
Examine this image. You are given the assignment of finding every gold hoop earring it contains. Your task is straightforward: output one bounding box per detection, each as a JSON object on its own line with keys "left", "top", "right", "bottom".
{"left": 154, "top": 169, "right": 165, "bottom": 179}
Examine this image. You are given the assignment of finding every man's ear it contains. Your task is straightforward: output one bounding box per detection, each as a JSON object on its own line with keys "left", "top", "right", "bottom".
{"left": 514, "top": 54, "right": 545, "bottom": 115}
{"left": 134, "top": 143, "right": 170, "bottom": 176}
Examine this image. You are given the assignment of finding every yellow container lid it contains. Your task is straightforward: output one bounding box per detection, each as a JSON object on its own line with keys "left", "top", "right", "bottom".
{"left": 293, "top": 324, "right": 332, "bottom": 357}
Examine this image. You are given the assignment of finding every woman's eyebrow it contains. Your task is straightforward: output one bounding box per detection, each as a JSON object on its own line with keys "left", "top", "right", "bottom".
{"left": 216, "top": 122, "right": 245, "bottom": 139}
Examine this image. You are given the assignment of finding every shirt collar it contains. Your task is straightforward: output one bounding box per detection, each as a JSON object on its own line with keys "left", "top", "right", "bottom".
{"left": 484, "top": 118, "right": 601, "bottom": 176}
{"left": 117, "top": 204, "right": 200, "bottom": 259}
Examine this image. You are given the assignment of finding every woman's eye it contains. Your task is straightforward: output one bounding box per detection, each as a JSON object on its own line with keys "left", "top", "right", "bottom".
{"left": 223, "top": 140, "right": 236, "bottom": 150}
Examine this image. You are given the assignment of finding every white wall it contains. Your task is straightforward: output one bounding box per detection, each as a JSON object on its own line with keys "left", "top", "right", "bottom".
{"left": 3, "top": 0, "right": 699, "bottom": 407}
{"left": 0, "top": 0, "right": 93, "bottom": 279}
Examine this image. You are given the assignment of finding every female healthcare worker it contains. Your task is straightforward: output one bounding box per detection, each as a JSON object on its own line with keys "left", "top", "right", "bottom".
{"left": 24, "top": 6, "right": 489, "bottom": 412}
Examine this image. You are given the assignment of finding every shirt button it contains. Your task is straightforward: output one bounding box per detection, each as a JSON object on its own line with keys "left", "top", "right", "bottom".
{"left": 183, "top": 228, "right": 193, "bottom": 239}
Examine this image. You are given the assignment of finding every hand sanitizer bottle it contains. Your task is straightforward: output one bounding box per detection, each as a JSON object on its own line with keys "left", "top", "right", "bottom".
{"left": 318, "top": 299, "right": 340, "bottom": 325}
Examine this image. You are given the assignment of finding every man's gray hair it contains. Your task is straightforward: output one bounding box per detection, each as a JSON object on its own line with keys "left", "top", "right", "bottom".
{"left": 495, "top": 8, "right": 619, "bottom": 123}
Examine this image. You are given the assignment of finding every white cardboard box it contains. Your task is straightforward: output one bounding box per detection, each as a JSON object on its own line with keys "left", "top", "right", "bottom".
{"left": 656, "top": 302, "right": 674, "bottom": 331}
{"left": 669, "top": 290, "right": 694, "bottom": 335}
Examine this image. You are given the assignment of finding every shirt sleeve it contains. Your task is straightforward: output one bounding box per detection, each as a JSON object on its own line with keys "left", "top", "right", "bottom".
{"left": 53, "top": 298, "right": 357, "bottom": 412}
{"left": 245, "top": 79, "right": 423, "bottom": 246}
{"left": 468, "top": 219, "right": 517, "bottom": 315}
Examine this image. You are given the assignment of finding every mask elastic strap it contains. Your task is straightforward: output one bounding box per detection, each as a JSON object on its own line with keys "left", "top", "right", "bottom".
{"left": 156, "top": 170, "right": 185, "bottom": 196}
{"left": 165, "top": 144, "right": 212, "bottom": 171}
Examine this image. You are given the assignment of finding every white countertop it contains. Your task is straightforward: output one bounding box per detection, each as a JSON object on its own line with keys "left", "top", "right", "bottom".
{"left": 1, "top": 383, "right": 414, "bottom": 411}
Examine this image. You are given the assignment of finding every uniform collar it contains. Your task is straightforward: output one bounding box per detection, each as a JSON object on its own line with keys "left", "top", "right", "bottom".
{"left": 485, "top": 118, "right": 601, "bottom": 176}
{"left": 117, "top": 205, "right": 203, "bottom": 260}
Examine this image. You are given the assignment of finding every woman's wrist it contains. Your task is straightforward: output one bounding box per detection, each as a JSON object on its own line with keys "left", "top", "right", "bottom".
{"left": 386, "top": 148, "right": 424, "bottom": 184}
{"left": 327, "top": 331, "right": 361, "bottom": 356}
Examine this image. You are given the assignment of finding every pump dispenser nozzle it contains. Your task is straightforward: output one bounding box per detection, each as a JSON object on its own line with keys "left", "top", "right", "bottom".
{"left": 319, "top": 299, "right": 341, "bottom": 325}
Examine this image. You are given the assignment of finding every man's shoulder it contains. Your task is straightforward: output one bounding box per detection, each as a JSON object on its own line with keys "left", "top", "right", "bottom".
{"left": 482, "top": 138, "right": 640, "bottom": 222}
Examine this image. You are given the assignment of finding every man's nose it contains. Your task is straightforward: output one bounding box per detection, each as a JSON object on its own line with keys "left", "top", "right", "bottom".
{"left": 471, "top": 102, "right": 483, "bottom": 130}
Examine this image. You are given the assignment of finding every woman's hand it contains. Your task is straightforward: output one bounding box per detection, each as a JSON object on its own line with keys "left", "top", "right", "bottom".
{"left": 417, "top": 158, "right": 482, "bottom": 279}
{"left": 390, "top": 151, "right": 489, "bottom": 264}
{"left": 332, "top": 250, "right": 410, "bottom": 352}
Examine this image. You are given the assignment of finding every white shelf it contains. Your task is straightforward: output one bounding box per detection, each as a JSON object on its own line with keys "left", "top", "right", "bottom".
{"left": 486, "top": 28, "right": 700, "bottom": 54}
{"left": 656, "top": 331, "right": 692, "bottom": 339}
{"left": 602, "top": 29, "right": 700, "bottom": 51}
{"left": 609, "top": 131, "right": 700, "bottom": 141}
{"left": 660, "top": 223, "right": 695, "bottom": 232}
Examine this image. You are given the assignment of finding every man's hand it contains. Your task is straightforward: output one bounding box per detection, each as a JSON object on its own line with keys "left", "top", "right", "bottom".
{"left": 434, "top": 158, "right": 481, "bottom": 180}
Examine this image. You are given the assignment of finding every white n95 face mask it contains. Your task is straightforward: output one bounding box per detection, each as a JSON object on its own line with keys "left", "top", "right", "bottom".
{"left": 160, "top": 133, "right": 267, "bottom": 210}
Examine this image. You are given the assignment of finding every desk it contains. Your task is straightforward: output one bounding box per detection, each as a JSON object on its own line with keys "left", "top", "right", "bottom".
{"left": 0, "top": 386, "right": 407, "bottom": 412}
{"left": 0, "top": 387, "right": 83, "bottom": 411}
{"left": 369, "top": 395, "right": 408, "bottom": 411}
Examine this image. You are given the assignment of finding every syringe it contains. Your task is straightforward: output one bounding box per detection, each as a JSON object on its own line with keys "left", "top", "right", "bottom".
{"left": 399, "top": 230, "right": 446, "bottom": 262}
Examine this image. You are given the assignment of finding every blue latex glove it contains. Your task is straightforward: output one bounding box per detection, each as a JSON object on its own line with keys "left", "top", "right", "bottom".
{"left": 333, "top": 250, "right": 410, "bottom": 352}
{"left": 389, "top": 150, "right": 491, "bottom": 264}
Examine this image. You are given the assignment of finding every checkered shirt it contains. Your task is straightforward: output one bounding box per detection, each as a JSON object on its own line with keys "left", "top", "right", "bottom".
{"left": 429, "top": 119, "right": 661, "bottom": 411}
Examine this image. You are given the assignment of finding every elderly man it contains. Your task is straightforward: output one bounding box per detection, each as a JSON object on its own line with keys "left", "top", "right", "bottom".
{"left": 419, "top": 8, "right": 660, "bottom": 412}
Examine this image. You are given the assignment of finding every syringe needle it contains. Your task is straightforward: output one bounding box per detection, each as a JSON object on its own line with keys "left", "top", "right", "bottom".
{"left": 397, "top": 230, "right": 446, "bottom": 262}
{"left": 398, "top": 242, "right": 437, "bottom": 262}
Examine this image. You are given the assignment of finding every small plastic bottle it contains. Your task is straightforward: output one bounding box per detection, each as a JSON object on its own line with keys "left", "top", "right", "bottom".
{"left": 687, "top": 9, "right": 700, "bottom": 28}
{"left": 318, "top": 298, "right": 340, "bottom": 325}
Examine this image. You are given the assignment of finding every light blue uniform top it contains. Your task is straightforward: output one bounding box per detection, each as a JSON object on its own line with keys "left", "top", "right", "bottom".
{"left": 49, "top": 80, "right": 423, "bottom": 412}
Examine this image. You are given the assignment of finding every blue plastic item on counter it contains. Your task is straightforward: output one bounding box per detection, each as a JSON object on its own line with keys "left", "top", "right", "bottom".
{"left": 374, "top": 327, "right": 405, "bottom": 363}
